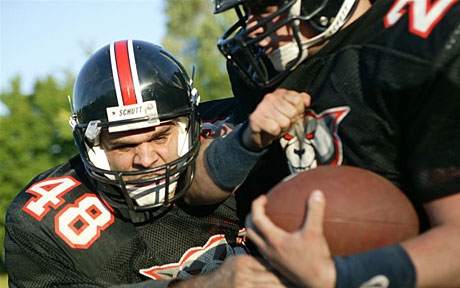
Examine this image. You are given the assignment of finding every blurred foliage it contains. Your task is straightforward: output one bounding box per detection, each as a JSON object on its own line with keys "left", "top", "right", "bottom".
{"left": 162, "top": 0, "right": 237, "bottom": 102}
{"left": 0, "top": 0, "right": 236, "bottom": 274}
{"left": 0, "top": 75, "right": 77, "bottom": 272}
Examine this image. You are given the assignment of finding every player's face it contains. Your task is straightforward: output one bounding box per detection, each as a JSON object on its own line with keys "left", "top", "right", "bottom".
{"left": 245, "top": 1, "right": 322, "bottom": 55}
{"left": 245, "top": 3, "right": 293, "bottom": 54}
{"left": 100, "top": 122, "right": 180, "bottom": 182}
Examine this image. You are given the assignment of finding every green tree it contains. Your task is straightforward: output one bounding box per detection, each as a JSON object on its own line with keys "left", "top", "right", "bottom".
{"left": 162, "top": 0, "right": 237, "bottom": 101}
{"left": 0, "top": 76, "right": 76, "bottom": 271}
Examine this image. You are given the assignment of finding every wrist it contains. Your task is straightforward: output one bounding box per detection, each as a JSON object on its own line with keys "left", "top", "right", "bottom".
{"left": 205, "top": 122, "right": 268, "bottom": 190}
{"left": 306, "top": 257, "right": 337, "bottom": 288}
{"left": 333, "top": 244, "right": 416, "bottom": 288}
{"left": 241, "top": 122, "right": 265, "bottom": 152}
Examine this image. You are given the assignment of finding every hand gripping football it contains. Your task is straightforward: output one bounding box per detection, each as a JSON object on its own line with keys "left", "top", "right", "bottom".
{"left": 265, "top": 165, "right": 419, "bottom": 256}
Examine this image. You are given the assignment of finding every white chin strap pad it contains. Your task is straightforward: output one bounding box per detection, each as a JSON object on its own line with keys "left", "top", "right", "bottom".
{"left": 87, "top": 143, "right": 112, "bottom": 172}
{"left": 176, "top": 117, "right": 190, "bottom": 157}
{"left": 128, "top": 179, "right": 178, "bottom": 206}
{"left": 268, "top": 42, "right": 306, "bottom": 71}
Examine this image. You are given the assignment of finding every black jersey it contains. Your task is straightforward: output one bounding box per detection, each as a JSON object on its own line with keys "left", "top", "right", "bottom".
{"left": 216, "top": 0, "right": 460, "bottom": 230}
{"left": 5, "top": 155, "right": 245, "bottom": 287}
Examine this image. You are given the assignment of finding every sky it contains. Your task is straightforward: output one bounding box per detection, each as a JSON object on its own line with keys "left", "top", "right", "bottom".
{"left": 0, "top": 0, "right": 167, "bottom": 99}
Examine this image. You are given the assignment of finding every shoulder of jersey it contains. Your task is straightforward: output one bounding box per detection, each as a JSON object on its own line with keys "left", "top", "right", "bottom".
{"left": 11, "top": 156, "right": 93, "bottom": 217}
{"left": 198, "top": 98, "right": 235, "bottom": 123}
{"left": 359, "top": 0, "right": 460, "bottom": 64}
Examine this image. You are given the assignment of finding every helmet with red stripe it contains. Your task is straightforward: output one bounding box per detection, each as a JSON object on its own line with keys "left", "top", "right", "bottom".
{"left": 70, "top": 40, "right": 201, "bottom": 212}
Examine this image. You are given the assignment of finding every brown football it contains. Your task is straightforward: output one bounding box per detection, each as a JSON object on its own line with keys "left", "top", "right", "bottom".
{"left": 265, "top": 165, "right": 419, "bottom": 256}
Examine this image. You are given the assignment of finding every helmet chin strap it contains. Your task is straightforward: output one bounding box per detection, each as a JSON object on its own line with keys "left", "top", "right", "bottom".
{"left": 267, "top": 41, "right": 309, "bottom": 71}
{"left": 176, "top": 117, "right": 190, "bottom": 157}
{"left": 127, "top": 177, "right": 179, "bottom": 206}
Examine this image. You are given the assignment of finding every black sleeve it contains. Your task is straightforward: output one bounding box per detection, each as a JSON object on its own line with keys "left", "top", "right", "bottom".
{"left": 5, "top": 222, "right": 174, "bottom": 288}
{"left": 405, "top": 54, "right": 460, "bottom": 203}
{"left": 5, "top": 222, "right": 101, "bottom": 287}
{"left": 4, "top": 197, "right": 170, "bottom": 288}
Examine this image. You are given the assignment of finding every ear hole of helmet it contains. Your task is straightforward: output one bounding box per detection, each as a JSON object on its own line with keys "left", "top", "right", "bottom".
{"left": 301, "top": 0, "right": 353, "bottom": 32}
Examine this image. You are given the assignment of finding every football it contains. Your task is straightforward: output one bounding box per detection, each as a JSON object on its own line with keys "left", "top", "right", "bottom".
{"left": 264, "top": 165, "right": 419, "bottom": 256}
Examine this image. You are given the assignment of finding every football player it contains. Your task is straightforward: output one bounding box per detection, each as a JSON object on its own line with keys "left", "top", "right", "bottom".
{"left": 4, "top": 40, "right": 286, "bottom": 288}
{"left": 202, "top": 0, "right": 460, "bottom": 287}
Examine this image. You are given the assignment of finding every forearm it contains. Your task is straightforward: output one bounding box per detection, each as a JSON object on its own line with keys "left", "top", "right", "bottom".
{"left": 331, "top": 225, "right": 460, "bottom": 288}
{"left": 402, "top": 218, "right": 460, "bottom": 287}
{"left": 186, "top": 122, "right": 268, "bottom": 205}
{"left": 186, "top": 138, "right": 234, "bottom": 205}
{"left": 334, "top": 193, "right": 460, "bottom": 288}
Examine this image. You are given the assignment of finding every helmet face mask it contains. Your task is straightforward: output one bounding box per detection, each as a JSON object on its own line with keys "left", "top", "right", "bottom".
{"left": 217, "top": 0, "right": 296, "bottom": 88}
{"left": 71, "top": 40, "right": 201, "bottom": 212}
{"left": 214, "top": 0, "right": 359, "bottom": 88}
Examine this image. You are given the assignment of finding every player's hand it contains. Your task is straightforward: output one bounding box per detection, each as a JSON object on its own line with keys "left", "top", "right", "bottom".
{"left": 173, "top": 254, "right": 289, "bottom": 288}
{"left": 242, "top": 88, "right": 311, "bottom": 150}
{"left": 246, "top": 190, "right": 336, "bottom": 288}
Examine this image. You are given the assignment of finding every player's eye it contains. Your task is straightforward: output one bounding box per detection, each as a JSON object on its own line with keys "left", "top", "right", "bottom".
{"left": 112, "top": 143, "right": 136, "bottom": 152}
{"left": 246, "top": 0, "right": 280, "bottom": 14}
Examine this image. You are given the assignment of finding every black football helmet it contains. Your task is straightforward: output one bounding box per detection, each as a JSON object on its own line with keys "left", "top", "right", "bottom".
{"left": 70, "top": 40, "right": 201, "bottom": 212}
{"left": 214, "top": 0, "right": 359, "bottom": 88}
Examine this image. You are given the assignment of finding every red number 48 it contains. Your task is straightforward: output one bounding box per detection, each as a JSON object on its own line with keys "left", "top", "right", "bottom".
{"left": 23, "top": 176, "right": 114, "bottom": 249}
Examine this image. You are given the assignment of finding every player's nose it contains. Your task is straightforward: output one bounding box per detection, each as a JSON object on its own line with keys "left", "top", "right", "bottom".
{"left": 133, "top": 143, "right": 159, "bottom": 168}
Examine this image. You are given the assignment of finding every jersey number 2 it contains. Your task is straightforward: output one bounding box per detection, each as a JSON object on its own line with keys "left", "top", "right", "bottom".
{"left": 23, "top": 176, "right": 115, "bottom": 249}
{"left": 384, "top": 0, "right": 456, "bottom": 38}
